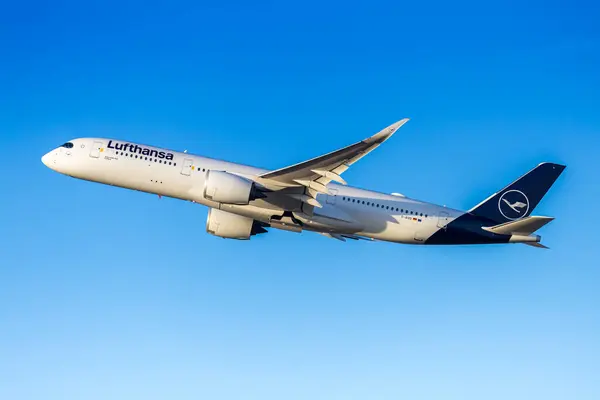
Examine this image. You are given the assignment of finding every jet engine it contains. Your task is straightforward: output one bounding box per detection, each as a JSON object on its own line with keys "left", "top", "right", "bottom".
{"left": 206, "top": 208, "right": 268, "bottom": 240}
{"left": 204, "top": 170, "right": 261, "bottom": 205}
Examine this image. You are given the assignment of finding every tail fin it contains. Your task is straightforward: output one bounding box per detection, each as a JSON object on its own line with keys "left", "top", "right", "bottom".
{"left": 469, "top": 162, "right": 566, "bottom": 223}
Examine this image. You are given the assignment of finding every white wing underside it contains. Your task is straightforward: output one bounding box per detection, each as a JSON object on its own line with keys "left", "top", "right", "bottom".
{"left": 258, "top": 119, "right": 409, "bottom": 208}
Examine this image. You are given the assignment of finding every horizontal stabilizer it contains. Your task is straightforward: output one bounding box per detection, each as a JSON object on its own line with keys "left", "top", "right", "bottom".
{"left": 524, "top": 242, "right": 550, "bottom": 249}
{"left": 482, "top": 216, "right": 554, "bottom": 235}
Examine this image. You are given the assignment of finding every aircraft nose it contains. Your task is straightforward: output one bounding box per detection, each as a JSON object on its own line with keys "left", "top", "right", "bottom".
{"left": 41, "top": 152, "right": 53, "bottom": 167}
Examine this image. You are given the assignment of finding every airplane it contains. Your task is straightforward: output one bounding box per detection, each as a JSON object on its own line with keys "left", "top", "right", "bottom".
{"left": 41, "top": 119, "right": 566, "bottom": 248}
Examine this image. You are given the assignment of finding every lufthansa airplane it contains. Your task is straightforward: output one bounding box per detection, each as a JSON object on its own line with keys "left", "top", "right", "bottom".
{"left": 41, "top": 119, "right": 565, "bottom": 248}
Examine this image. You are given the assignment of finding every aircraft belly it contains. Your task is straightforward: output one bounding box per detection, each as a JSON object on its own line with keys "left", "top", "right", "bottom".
{"left": 297, "top": 213, "right": 364, "bottom": 232}
{"left": 364, "top": 220, "right": 439, "bottom": 244}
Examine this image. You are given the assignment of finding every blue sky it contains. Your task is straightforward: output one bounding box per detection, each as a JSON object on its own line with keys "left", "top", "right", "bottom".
{"left": 1, "top": 1, "right": 599, "bottom": 399}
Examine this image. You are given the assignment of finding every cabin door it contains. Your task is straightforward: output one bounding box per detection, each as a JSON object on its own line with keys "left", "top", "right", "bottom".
{"left": 181, "top": 158, "right": 193, "bottom": 176}
{"left": 437, "top": 211, "right": 450, "bottom": 229}
{"left": 89, "top": 141, "right": 104, "bottom": 158}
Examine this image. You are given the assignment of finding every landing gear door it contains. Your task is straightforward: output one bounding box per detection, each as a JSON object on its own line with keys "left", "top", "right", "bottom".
{"left": 437, "top": 211, "right": 450, "bottom": 229}
{"left": 181, "top": 158, "right": 193, "bottom": 176}
{"left": 90, "top": 141, "right": 104, "bottom": 158}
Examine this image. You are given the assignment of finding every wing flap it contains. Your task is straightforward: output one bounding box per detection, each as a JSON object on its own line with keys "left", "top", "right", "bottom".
{"left": 311, "top": 169, "right": 347, "bottom": 185}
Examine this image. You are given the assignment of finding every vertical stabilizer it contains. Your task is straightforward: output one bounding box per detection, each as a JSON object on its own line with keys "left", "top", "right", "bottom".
{"left": 469, "top": 163, "right": 565, "bottom": 224}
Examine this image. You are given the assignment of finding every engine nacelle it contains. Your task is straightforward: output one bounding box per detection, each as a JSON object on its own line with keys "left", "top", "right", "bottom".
{"left": 203, "top": 170, "right": 256, "bottom": 205}
{"left": 206, "top": 208, "right": 267, "bottom": 240}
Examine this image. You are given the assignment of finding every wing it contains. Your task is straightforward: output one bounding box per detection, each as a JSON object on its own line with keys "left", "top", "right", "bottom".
{"left": 258, "top": 119, "right": 409, "bottom": 207}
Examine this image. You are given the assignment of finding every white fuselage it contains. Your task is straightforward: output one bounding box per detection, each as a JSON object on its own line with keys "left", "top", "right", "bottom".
{"left": 42, "top": 138, "right": 465, "bottom": 244}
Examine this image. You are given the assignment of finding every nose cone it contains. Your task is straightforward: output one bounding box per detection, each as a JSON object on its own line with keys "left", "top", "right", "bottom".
{"left": 41, "top": 152, "right": 53, "bottom": 168}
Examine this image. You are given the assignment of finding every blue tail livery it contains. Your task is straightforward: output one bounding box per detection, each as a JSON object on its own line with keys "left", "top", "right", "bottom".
{"left": 469, "top": 162, "right": 566, "bottom": 224}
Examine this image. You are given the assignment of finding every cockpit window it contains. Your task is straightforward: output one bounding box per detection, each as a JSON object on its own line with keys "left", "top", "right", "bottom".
{"left": 61, "top": 142, "right": 74, "bottom": 148}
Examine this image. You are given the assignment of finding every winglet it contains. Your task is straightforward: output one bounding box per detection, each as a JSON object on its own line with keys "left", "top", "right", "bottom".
{"left": 365, "top": 118, "right": 409, "bottom": 144}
